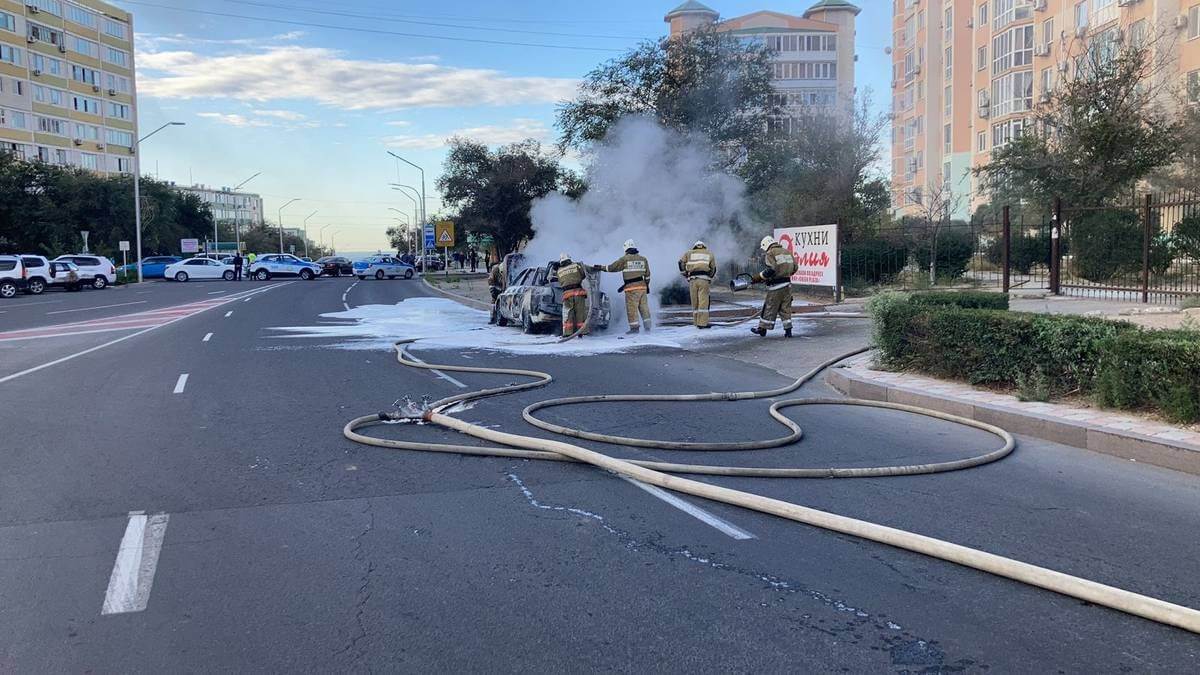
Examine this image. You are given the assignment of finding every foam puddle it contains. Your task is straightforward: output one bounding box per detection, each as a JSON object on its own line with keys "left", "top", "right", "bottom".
{"left": 267, "top": 297, "right": 802, "bottom": 355}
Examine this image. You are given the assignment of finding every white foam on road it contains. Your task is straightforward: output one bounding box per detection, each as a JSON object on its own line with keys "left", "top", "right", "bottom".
{"left": 266, "top": 297, "right": 799, "bottom": 355}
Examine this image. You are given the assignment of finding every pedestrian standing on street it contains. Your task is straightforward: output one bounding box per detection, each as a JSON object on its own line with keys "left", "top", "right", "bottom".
{"left": 470, "top": 248, "right": 479, "bottom": 273}
{"left": 594, "top": 239, "right": 651, "bottom": 334}
{"left": 678, "top": 241, "right": 716, "bottom": 329}
{"left": 487, "top": 259, "right": 507, "bottom": 325}
{"left": 232, "top": 252, "right": 244, "bottom": 281}
{"left": 246, "top": 252, "right": 257, "bottom": 280}
{"left": 750, "top": 236, "right": 797, "bottom": 338}
{"left": 556, "top": 253, "right": 590, "bottom": 337}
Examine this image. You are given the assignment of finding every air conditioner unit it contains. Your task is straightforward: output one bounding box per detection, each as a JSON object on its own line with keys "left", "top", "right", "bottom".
{"left": 95, "top": 143, "right": 105, "bottom": 150}
{"left": 1117, "top": 0, "right": 1137, "bottom": 6}
{"left": 26, "top": 36, "right": 36, "bottom": 44}
{"left": 1033, "top": 0, "right": 1047, "bottom": 10}
{"left": 57, "top": 44, "right": 67, "bottom": 53}
{"left": 966, "top": 18, "right": 974, "bottom": 28}
{"left": 73, "top": 138, "right": 83, "bottom": 146}
{"left": 1075, "top": 26, "right": 1088, "bottom": 38}
{"left": 106, "top": 88, "right": 116, "bottom": 96}
{"left": 27, "top": 5, "right": 40, "bottom": 13}
{"left": 1058, "top": 61, "right": 1070, "bottom": 72}
{"left": 912, "top": 64, "right": 922, "bottom": 75}
{"left": 1034, "top": 44, "right": 1050, "bottom": 56}
{"left": 32, "top": 68, "right": 42, "bottom": 76}
{"left": 1174, "top": 15, "right": 1188, "bottom": 30}
{"left": 979, "top": 106, "right": 990, "bottom": 118}
{"left": 91, "top": 85, "right": 100, "bottom": 92}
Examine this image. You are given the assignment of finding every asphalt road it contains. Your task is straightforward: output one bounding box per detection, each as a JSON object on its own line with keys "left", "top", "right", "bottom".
{"left": 0, "top": 277, "right": 1197, "bottom": 672}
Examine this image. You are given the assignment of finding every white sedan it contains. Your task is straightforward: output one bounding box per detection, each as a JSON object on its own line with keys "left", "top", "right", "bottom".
{"left": 165, "top": 258, "right": 236, "bottom": 282}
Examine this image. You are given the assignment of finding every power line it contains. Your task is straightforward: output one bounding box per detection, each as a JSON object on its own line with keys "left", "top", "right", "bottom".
{"left": 218, "top": 0, "right": 648, "bottom": 40}
{"left": 119, "top": 0, "right": 630, "bottom": 52}
{"left": 264, "top": 0, "right": 648, "bottom": 26}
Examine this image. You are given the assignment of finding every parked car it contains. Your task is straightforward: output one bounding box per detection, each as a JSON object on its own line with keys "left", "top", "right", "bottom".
{"left": 495, "top": 254, "right": 611, "bottom": 335}
{"left": 117, "top": 256, "right": 183, "bottom": 279}
{"left": 165, "top": 258, "right": 236, "bottom": 282}
{"left": 249, "top": 253, "right": 321, "bottom": 280}
{"left": 17, "top": 255, "right": 51, "bottom": 295}
{"left": 353, "top": 255, "right": 416, "bottom": 280}
{"left": 53, "top": 254, "right": 116, "bottom": 289}
{"left": 46, "top": 261, "right": 84, "bottom": 291}
{"left": 414, "top": 254, "right": 446, "bottom": 272}
{"left": 315, "top": 256, "right": 354, "bottom": 277}
{"left": 0, "top": 255, "right": 28, "bottom": 299}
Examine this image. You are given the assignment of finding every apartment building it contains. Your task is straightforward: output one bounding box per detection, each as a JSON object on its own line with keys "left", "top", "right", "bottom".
{"left": 0, "top": 0, "right": 135, "bottom": 175}
{"left": 174, "top": 184, "right": 265, "bottom": 227}
{"left": 666, "top": 0, "right": 860, "bottom": 126}
{"left": 893, "top": 0, "right": 1200, "bottom": 220}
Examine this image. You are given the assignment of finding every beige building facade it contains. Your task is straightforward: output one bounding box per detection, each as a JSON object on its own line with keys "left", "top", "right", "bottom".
{"left": 892, "top": 0, "right": 1200, "bottom": 220}
{"left": 174, "top": 184, "right": 265, "bottom": 227}
{"left": 0, "top": 0, "right": 136, "bottom": 174}
{"left": 666, "top": 0, "right": 860, "bottom": 126}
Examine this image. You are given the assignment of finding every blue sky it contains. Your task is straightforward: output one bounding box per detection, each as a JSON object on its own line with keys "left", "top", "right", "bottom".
{"left": 118, "top": 0, "right": 893, "bottom": 252}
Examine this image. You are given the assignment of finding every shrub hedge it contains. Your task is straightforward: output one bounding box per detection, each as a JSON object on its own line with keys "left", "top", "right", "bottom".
{"left": 868, "top": 293, "right": 1199, "bottom": 422}
{"left": 909, "top": 291, "right": 1010, "bottom": 310}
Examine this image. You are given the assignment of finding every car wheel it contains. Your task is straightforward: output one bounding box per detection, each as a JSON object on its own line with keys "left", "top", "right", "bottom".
{"left": 223, "top": 270, "right": 235, "bottom": 281}
{"left": 26, "top": 279, "right": 45, "bottom": 295}
{"left": 375, "top": 270, "right": 385, "bottom": 280}
{"left": 404, "top": 269, "right": 414, "bottom": 279}
{"left": 92, "top": 276, "right": 108, "bottom": 289}
{"left": 522, "top": 309, "right": 536, "bottom": 334}
{"left": 175, "top": 271, "right": 189, "bottom": 282}
{"left": 0, "top": 281, "right": 16, "bottom": 299}
{"left": 300, "top": 269, "right": 314, "bottom": 281}
{"left": 256, "top": 269, "right": 271, "bottom": 281}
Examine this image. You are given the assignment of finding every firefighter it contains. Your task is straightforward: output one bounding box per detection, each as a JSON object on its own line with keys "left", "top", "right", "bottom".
{"left": 678, "top": 241, "right": 716, "bottom": 329}
{"left": 750, "top": 236, "right": 797, "bottom": 338}
{"left": 594, "top": 239, "right": 651, "bottom": 334}
{"left": 486, "top": 259, "right": 507, "bottom": 325}
{"left": 556, "top": 253, "right": 590, "bottom": 337}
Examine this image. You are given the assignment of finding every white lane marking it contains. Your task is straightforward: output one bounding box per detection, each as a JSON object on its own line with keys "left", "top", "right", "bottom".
{"left": 202, "top": 333, "right": 213, "bottom": 343}
{"left": 207, "top": 291, "right": 226, "bottom": 295}
{"left": 46, "top": 301, "right": 147, "bottom": 316}
{"left": 621, "top": 477, "right": 756, "bottom": 540}
{"left": 405, "top": 353, "right": 467, "bottom": 388}
{"left": 0, "top": 299, "right": 64, "bottom": 309}
{"left": 173, "top": 373, "right": 189, "bottom": 394}
{"left": 0, "top": 283, "right": 290, "bottom": 386}
{"left": 243, "top": 296, "right": 254, "bottom": 302}
{"left": 224, "top": 311, "right": 233, "bottom": 318}
{"left": 101, "top": 511, "right": 169, "bottom": 615}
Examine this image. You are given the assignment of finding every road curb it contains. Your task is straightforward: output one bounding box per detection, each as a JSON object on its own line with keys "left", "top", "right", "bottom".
{"left": 826, "top": 366, "right": 1200, "bottom": 477}
{"left": 420, "top": 277, "right": 492, "bottom": 310}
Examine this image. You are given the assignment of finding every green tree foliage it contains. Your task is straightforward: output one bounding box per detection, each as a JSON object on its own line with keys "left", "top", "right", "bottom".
{"left": 974, "top": 38, "right": 1181, "bottom": 206}
{"left": 556, "top": 28, "right": 778, "bottom": 172}
{"left": 0, "top": 151, "right": 215, "bottom": 257}
{"left": 238, "top": 223, "right": 325, "bottom": 258}
{"left": 436, "top": 139, "right": 575, "bottom": 257}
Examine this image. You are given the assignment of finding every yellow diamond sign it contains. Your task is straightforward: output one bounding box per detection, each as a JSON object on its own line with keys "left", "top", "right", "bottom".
{"left": 435, "top": 221, "right": 456, "bottom": 248}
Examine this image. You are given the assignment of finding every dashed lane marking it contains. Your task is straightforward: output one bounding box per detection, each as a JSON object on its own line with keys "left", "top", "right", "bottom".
{"left": 46, "top": 300, "right": 148, "bottom": 316}
{"left": 173, "top": 373, "right": 189, "bottom": 394}
{"left": 405, "top": 352, "right": 467, "bottom": 388}
{"left": 621, "top": 477, "right": 756, "bottom": 540}
{"left": 101, "top": 511, "right": 169, "bottom": 615}
{"left": 202, "top": 332, "right": 213, "bottom": 342}
{"left": 224, "top": 311, "right": 233, "bottom": 318}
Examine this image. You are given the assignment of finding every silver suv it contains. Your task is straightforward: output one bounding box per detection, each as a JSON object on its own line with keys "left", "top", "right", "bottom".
{"left": 0, "top": 256, "right": 28, "bottom": 299}
{"left": 53, "top": 255, "right": 116, "bottom": 289}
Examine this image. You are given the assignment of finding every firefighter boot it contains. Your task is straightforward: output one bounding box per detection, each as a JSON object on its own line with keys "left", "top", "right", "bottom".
{"left": 750, "top": 327, "right": 767, "bottom": 337}
{"left": 784, "top": 327, "right": 793, "bottom": 338}
{"left": 626, "top": 325, "right": 640, "bottom": 335}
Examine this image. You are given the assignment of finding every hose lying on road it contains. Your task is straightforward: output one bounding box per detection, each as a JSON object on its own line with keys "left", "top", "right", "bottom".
{"left": 344, "top": 341, "right": 1200, "bottom": 635}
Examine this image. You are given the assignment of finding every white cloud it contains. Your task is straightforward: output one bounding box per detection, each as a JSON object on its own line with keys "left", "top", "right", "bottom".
{"left": 383, "top": 118, "right": 551, "bottom": 150}
{"left": 385, "top": 120, "right": 413, "bottom": 127}
{"left": 138, "top": 46, "right": 578, "bottom": 111}
{"left": 253, "top": 109, "right": 307, "bottom": 121}
{"left": 136, "top": 31, "right": 305, "bottom": 50}
{"left": 197, "top": 112, "right": 273, "bottom": 128}
{"left": 198, "top": 110, "right": 320, "bottom": 130}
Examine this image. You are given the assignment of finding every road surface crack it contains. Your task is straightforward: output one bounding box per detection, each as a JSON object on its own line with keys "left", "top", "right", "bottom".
{"left": 334, "top": 499, "right": 376, "bottom": 669}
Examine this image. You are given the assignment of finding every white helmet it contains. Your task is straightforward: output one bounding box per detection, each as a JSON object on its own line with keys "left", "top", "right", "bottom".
{"left": 623, "top": 239, "right": 636, "bottom": 250}
{"left": 693, "top": 241, "right": 706, "bottom": 249}
{"left": 559, "top": 252, "right": 571, "bottom": 263}
{"left": 760, "top": 236, "right": 775, "bottom": 251}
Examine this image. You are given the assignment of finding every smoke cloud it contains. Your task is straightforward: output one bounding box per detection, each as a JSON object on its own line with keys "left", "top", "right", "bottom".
{"left": 527, "top": 117, "right": 756, "bottom": 328}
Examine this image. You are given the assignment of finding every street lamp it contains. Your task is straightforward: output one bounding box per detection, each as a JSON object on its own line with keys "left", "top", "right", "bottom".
{"left": 233, "top": 172, "right": 261, "bottom": 191}
{"left": 387, "top": 151, "right": 427, "bottom": 249}
{"left": 277, "top": 198, "right": 300, "bottom": 254}
{"left": 391, "top": 185, "right": 421, "bottom": 254}
{"left": 302, "top": 210, "right": 318, "bottom": 259}
{"left": 133, "top": 121, "right": 185, "bottom": 283}
{"left": 329, "top": 229, "right": 343, "bottom": 253}
{"left": 230, "top": 172, "right": 261, "bottom": 255}
{"left": 319, "top": 223, "right": 336, "bottom": 251}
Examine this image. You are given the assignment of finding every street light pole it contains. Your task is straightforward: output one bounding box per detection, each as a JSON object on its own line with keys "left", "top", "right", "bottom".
{"left": 277, "top": 198, "right": 300, "bottom": 254}
{"left": 388, "top": 207, "right": 411, "bottom": 253}
{"left": 390, "top": 185, "right": 420, "bottom": 255}
{"left": 302, "top": 210, "right": 318, "bottom": 259}
{"left": 387, "top": 151, "right": 427, "bottom": 249}
{"left": 231, "top": 172, "right": 261, "bottom": 254}
{"left": 133, "top": 121, "right": 185, "bottom": 283}
{"left": 319, "top": 223, "right": 335, "bottom": 250}
{"left": 330, "top": 230, "right": 343, "bottom": 254}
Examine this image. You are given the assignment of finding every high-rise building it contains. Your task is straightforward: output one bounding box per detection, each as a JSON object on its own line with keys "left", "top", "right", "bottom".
{"left": 0, "top": 0, "right": 136, "bottom": 174}
{"left": 173, "top": 184, "right": 265, "bottom": 227}
{"left": 892, "top": 0, "right": 1200, "bottom": 220}
{"left": 665, "top": 1, "right": 860, "bottom": 127}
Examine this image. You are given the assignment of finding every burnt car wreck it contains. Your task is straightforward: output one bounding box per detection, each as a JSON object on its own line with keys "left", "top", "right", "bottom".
{"left": 496, "top": 254, "right": 612, "bottom": 335}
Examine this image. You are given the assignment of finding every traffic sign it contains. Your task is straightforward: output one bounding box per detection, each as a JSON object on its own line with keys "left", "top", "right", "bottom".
{"left": 118, "top": 240, "right": 130, "bottom": 252}
{"left": 424, "top": 224, "right": 435, "bottom": 250}
{"left": 181, "top": 238, "right": 200, "bottom": 254}
{"left": 435, "top": 221, "right": 456, "bottom": 248}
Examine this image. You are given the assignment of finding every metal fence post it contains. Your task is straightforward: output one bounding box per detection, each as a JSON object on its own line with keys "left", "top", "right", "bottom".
{"left": 1141, "top": 193, "right": 1152, "bottom": 303}
{"left": 1050, "top": 198, "right": 1062, "bottom": 295}
{"left": 1002, "top": 205, "right": 1011, "bottom": 293}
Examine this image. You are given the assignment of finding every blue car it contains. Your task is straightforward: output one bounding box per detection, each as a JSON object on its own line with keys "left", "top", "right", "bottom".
{"left": 249, "top": 253, "right": 322, "bottom": 280}
{"left": 118, "top": 256, "right": 182, "bottom": 279}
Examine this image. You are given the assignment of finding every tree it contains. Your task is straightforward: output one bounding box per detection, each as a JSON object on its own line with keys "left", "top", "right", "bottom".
{"left": 906, "top": 178, "right": 968, "bottom": 284}
{"left": 436, "top": 138, "right": 574, "bottom": 258}
{"left": 974, "top": 35, "right": 1182, "bottom": 206}
{"left": 556, "top": 27, "right": 778, "bottom": 172}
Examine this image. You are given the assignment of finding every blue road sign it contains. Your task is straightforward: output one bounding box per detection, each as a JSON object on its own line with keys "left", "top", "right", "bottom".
{"left": 424, "top": 224, "right": 435, "bottom": 250}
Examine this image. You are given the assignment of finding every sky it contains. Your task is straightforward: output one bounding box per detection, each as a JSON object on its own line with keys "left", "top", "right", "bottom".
{"left": 118, "top": 0, "right": 894, "bottom": 252}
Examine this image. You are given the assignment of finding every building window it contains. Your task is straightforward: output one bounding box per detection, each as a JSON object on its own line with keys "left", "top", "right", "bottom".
{"left": 28, "top": 22, "right": 64, "bottom": 45}
{"left": 991, "top": 70, "right": 1034, "bottom": 116}
{"left": 993, "top": 0, "right": 1033, "bottom": 31}
{"left": 33, "top": 84, "right": 66, "bottom": 106}
{"left": 976, "top": 129, "right": 986, "bottom": 151}
{"left": 979, "top": 3, "right": 988, "bottom": 26}
{"left": 31, "top": 54, "right": 64, "bottom": 76}
{"left": 107, "top": 102, "right": 131, "bottom": 120}
{"left": 72, "top": 95, "right": 102, "bottom": 115}
{"left": 0, "top": 107, "right": 28, "bottom": 130}
{"left": 104, "top": 47, "right": 128, "bottom": 68}
{"left": 1042, "top": 18, "right": 1054, "bottom": 51}
{"left": 993, "top": 25, "right": 1033, "bottom": 75}
{"left": 1074, "top": 2, "right": 1088, "bottom": 31}
{"left": 36, "top": 116, "right": 68, "bottom": 136}
{"left": 1190, "top": 6, "right": 1200, "bottom": 41}
{"left": 105, "top": 73, "right": 131, "bottom": 94}
{"left": 103, "top": 18, "right": 129, "bottom": 40}
{"left": 30, "top": 0, "right": 62, "bottom": 16}
{"left": 945, "top": 46, "right": 952, "bottom": 80}
{"left": 991, "top": 118, "right": 1027, "bottom": 148}
{"left": 771, "top": 61, "right": 837, "bottom": 80}
{"left": 918, "top": 10, "right": 925, "bottom": 31}
{"left": 80, "top": 153, "right": 99, "bottom": 170}
{"left": 74, "top": 122, "right": 99, "bottom": 141}
{"left": 945, "top": 84, "right": 952, "bottom": 117}
{"left": 105, "top": 129, "right": 133, "bottom": 146}
{"left": 945, "top": 7, "right": 953, "bottom": 40}
{"left": 944, "top": 123, "right": 952, "bottom": 153}
{"left": 113, "top": 156, "right": 132, "bottom": 173}
{"left": 1040, "top": 67, "right": 1054, "bottom": 96}
{"left": 66, "top": 3, "right": 98, "bottom": 29}
{"left": 71, "top": 65, "right": 100, "bottom": 86}
{"left": 69, "top": 35, "right": 100, "bottom": 59}
{"left": 1130, "top": 19, "right": 1147, "bottom": 48}
{"left": 1188, "top": 70, "right": 1200, "bottom": 104}
{"left": 0, "top": 44, "right": 22, "bottom": 66}
{"left": 977, "top": 46, "right": 987, "bottom": 70}
{"left": 0, "top": 11, "right": 15, "bottom": 32}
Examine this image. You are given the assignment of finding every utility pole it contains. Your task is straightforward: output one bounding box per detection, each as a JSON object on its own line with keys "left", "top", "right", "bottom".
{"left": 133, "top": 122, "right": 185, "bottom": 282}
{"left": 302, "top": 210, "right": 318, "bottom": 259}
{"left": 278, "top": 198, "right": 300, "bottom": 254}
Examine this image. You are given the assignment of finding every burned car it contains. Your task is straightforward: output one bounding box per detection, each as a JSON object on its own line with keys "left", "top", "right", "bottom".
{"left": 496, "top": 254, "right": 611, "bottom": 335}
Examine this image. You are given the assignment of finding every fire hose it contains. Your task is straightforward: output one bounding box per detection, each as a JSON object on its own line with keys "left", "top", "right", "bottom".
{"left": 344, "top": 342, "right": 1200, "bottom": 635}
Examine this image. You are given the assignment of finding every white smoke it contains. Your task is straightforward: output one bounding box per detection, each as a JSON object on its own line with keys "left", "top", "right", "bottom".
{"left": 526, "top": 116, "right": 756, "bottom": 328}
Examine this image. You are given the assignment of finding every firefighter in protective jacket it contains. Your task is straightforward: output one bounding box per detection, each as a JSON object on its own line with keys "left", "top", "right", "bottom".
{"left": 595, "top": 239, "right": 651, "bottom": 334}
{"left": 556, "top": 253, "right": 590, "bottom": 337}
{"left": 486, "top": 260, "right": 507, "bottom": 325}
{"left": 751, "top": 236, "right": 797, "bottom": 338}
{"left": 678, "top": 241, "right": 716, "bottom": 329}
